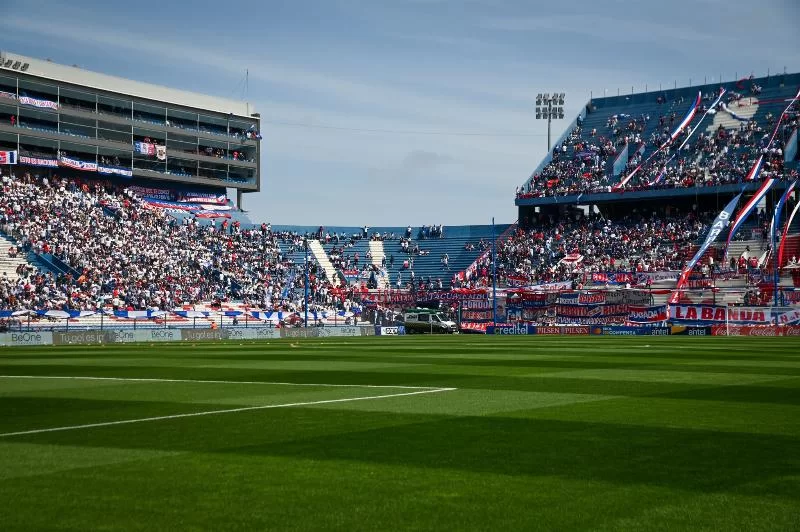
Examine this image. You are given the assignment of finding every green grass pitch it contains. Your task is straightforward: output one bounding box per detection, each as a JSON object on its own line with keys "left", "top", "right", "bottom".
{"left": 1, "top": 336, "right": 799, "bottom": 531}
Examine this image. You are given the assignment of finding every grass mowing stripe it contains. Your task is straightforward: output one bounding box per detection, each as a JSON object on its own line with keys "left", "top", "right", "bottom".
{"left": 0, "top": 375, "right": 444, "bottom": 390}
{"left": 0, "top": 387, "right": 456, "bottom": 438}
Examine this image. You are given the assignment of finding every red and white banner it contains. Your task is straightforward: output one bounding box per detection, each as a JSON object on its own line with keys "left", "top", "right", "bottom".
{"left": 670, "top": 305, "right": 771, "bottom": 324}
{"left": 195, "top": 211, "right": 231, "bottom": 219}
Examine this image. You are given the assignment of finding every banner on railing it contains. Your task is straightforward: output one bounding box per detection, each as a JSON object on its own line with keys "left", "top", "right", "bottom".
{"left": 628, "top": 305, "right": 668, "bottom": 323}
{"left": 134, "top": 142, "right": 156, "bottom": 156}
{"left": 591, "top": 272, "right": 634, "bottom": 285}
{"left": 98, "top": 165, "right": 133, "bottom": 178}
{"left": 19, "top": 155, "right": 58, "bottom": 167}
{"left": 128, "top": 185, "right": 173, "bottom": 201}
{"left": 177, "top": 192, "right": 228, "bottom": 205}
{"left": 18, "top": 95, "right": 59, "bottom": 110}
{"left": 156, "top": 145, "right": 167, "bottom": 161}
{"left": 58, "top": 156, "right": 97, "bottom": 172}
{"left": 195, "top": 211, "right": 231, "bottom": 219}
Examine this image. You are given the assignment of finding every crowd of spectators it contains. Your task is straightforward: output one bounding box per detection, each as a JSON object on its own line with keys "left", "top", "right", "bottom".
{"left": 461, "top": 209, "right": 713, "bottom": 287}
{"left": 517, "top": 91, "right": 799, "bottom": 199}
{"left": 0, "top": 170, "right": 356, "bottom": 314}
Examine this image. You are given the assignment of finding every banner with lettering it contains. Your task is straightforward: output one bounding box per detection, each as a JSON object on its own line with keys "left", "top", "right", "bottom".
{"left": 58, "top": 156, "right": 97, "bottom": 171}
{"left": 127, "top": 186, "right": 173, "bottom": 201}
{"left": 669, "top": 305, "right": 772, "bottom": 325}
{"left": 177, "top": 192, "right": 228, "bottom": 205}
{"left": 97, "top": 165, "right": 133, "bottom": 178}
{"left": 19, "top": 154, "right": 58, "bottom": 167}
{"left": 591, "top": 272, "right": 634, "bottom": 285}
{"left": 18, "top": 95, "right": 59, "bottom": 110}
{"left": 672, "top": 192, "right": 742, "bottom": 303}
{"left": 628, "top": 305, "right": 668, "bottom": 323}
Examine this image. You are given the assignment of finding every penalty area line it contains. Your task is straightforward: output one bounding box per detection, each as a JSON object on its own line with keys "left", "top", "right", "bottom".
{"left": 0, "top": 387, "right": 456, "bottom": 438}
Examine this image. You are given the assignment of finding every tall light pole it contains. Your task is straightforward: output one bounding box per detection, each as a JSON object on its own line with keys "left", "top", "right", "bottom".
{"left": 536, "top": 92, "right": 566, "bottom": 152}
{"left": 491, "top": 217, "right": 497, "bottom": 327}
{"left": 304, "top": 239, "right": 309, "bottom": 328}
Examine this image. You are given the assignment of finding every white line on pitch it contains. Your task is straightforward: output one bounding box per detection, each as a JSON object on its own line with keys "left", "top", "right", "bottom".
{"left": 0, "top": 387, "right": 456, "bottom": 438}
{"left": 0, "top": 375, "right": 448, "bottom": 390}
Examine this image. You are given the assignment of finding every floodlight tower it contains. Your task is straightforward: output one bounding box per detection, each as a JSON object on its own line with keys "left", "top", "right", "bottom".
{"left": 536, "top": 92, "right": 566, "bottom": 152}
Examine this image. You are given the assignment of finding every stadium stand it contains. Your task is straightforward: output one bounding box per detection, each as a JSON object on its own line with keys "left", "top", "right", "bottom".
{"left": 0, "top": 171, "right": 359, "bottom": 317}
{"left": 517, "top": 73, "right": 800, "bottom": 200}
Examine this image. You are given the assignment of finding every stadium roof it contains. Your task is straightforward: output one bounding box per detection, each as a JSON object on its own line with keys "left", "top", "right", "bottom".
{"left": 0, "top": 50, "right": 256, "bottom": 119}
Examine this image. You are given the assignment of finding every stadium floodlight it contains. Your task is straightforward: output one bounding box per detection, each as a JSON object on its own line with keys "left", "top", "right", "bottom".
{"left": 535, "top": 91, "right": 567, "bottom": 151}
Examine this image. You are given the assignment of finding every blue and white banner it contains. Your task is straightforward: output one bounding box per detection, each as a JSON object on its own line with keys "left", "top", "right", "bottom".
{"left": 0, "top": 150, "right": 17, "bottom": 165}
{"left": 98, "top": 165, "right": 133, "bottom": 178}
{"left": 612, "top": 143, "right": 629, "bottom": 177}
{"left": 770, "top": 181, "right": 796, "bottom": 252}
{"left": 0, "top": 90, "right": 17, "bottom": 100}
{"left": 112, "top": 310, "right": 166, "bottom": 319}
{"left": 18, "top": 95, "right": 59, "bottom": 110}
{"left": 174, "top": 310, "right": 212, "bottom": 318}
{"left": 720, "top": 101, "right": 751, "bottom": 122}
{"left": 778, "top": 194, "right": 800, "bottom": 268}
{"left": 673, "top": 192, "right": 742, "bottom": 302}
{"left": 35, "top": 309, "right": 95, "bottom": 319}
{"left": 774, "top": 308, "right": 800, "bottom": 325}
{"left": 59, "top": 156, "right": 97, "bottom": 172}
{"left": 19, "top": 155, "right": 58, "bottom": 167}
{"left": 786, "top": 128, "right": 798, "bottom": 163}
{"left": 628, "top": 305, "right": 668, "bottom": 323}
{"left": 724, "top": 179, "right": 776, "bottom": 262}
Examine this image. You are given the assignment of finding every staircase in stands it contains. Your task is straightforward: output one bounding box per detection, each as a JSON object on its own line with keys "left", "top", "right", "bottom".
{"left": 367, "top": 240, "right": 389, "bottom": 288}
{"left": 0, "top": 233, "right": 37, "bottom": 281}
{"left": 307, "top": 239, "right": 339, "bottom": 285}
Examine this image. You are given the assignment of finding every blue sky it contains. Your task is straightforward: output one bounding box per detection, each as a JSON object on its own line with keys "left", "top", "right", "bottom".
{"left": 2, "top": 0, "right": 799, "bottom": 225}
